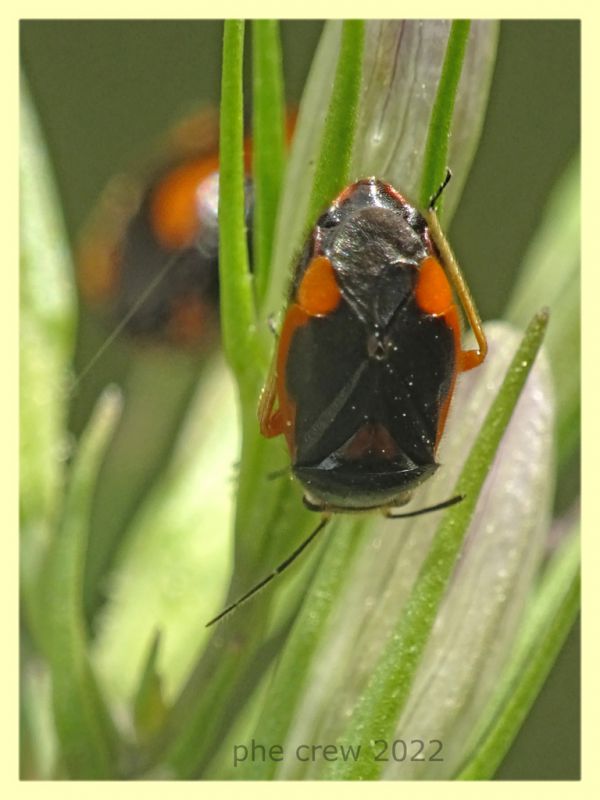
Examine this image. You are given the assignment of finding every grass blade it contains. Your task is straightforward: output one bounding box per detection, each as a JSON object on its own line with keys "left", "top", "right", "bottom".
{"left": 457, "top": 531, "right": 580, "bottom": 779}
{"left": 252, "top": 20, "right": 286, "bottom": 305}
{"left": 219, "top": 20, "right": 260, "bottom": 393}
{"left": 505, "top": 155, "right": 580, "bottom": 469}
{"left": 305, "top": 20, "right": 365, "bottom": 230}
{"left": 420, "top": 20, "right": 471, "bottom": 213}
{"left": 20, "top": 77, "right": 76, "bottom": 643}
{"left": 37, "top": 391, "right": 122, "bottom": 778}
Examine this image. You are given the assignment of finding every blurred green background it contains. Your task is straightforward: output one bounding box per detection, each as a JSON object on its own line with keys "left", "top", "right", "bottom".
{"left": 20, "top": 20, "right": 580, "bottom": 780}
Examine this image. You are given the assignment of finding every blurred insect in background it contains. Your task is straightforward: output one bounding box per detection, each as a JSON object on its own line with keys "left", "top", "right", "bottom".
{"left": 76, "top": 110, "right": 251, "bottom": 349}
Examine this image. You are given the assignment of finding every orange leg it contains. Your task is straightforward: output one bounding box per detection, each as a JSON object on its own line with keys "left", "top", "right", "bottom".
{"left": 424, "top": 207, "right": 488, "bottom": 371}
{"left": 257, "top": 362, "right": 285, "bottom": 438}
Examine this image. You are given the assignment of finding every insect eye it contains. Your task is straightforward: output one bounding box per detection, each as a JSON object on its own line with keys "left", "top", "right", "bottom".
{"left": 317, "top": 210, "right": 338, "bottom": 229}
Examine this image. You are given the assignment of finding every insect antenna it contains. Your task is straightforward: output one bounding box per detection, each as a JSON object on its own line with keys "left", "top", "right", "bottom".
{"left": 386, "top": 493, "right": 464, "bottom": 519}
{"left": 428, "top": 167, "right": 453, "bottom": 210}
{"left": 68, "top": 249, "right": 184, "bottom": 395}
{"left": 206, "top": 515, "right": 330, "bottom": 627}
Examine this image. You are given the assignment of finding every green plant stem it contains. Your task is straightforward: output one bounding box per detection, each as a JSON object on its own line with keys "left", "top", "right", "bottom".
{"left": 420, "top": 20, "right": 471, "bottom": 213}
{"left": 219, "top": 20, "right": 261, "bottom": 396}
{"left": 20, "top": 79, "right": 75, "bottom": 651}
{"left": 460, "top": 577, "right": 579, "bottom": 779}
{"left": 252, "top": 20, "right": 286, "bottom": 305}
{"left": 457, "top": 530, "right": 580, "bottom": 779}
{"left": 38, "top": 392, "right": 121, "bottom": 778}
{"left": 305, "top": 20, "right": 365, "bottom": 230}
{"left": 327, "top": 310, "right": 549, "bottom": 780}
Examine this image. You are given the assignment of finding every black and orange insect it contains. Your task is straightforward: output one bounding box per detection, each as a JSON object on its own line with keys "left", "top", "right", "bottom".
{"left": 207, "top": 172, "right": 487, "bottom": 626}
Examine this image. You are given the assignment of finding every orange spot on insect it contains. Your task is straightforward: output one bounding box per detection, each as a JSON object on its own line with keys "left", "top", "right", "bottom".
{"left": 151, "top": 108, "right": 297, "bottom": 250}
{"left": 415, "top": 256, "right": 453, "bottom": 316}
{"left": 150, "top": 155, "right": 219, "bottom": 250}
{"left": 297, "top": 256, "right": 341, "bottom": 316}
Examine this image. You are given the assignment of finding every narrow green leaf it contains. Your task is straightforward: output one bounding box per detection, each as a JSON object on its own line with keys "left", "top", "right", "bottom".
{"left": 456, "top": 526, "right": 579, "bottom": 778}
{"left": 38, "top": 390, "right": 122, "bottom": 778}
{"left": 305, "top": 20, "right": 365, "bottom": 230}
{"left": 328, "top": 310, "right": 550, "bottom": 780}
{"left": 505, "top": 155, "right": 580, "bottom": 469}
{"left": 20, "top": 78, "right": 76, "bottom": 637}
{"left": 219, "top": 20, "right": 260, "bottom": 394}
{"left": 458, "top": 560, "right": 579, "bottom": 777}
{"left": 252, "top": 20, "right": 286, "bottom": 305}
{"left": 19, "top": 77, "right": 75, "bottom": 335}
{"left": 20, "top": 652, "right": 57, "bottom": 779}
{"left": 420, "top": 20, "right": 471, "bottom": 213}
